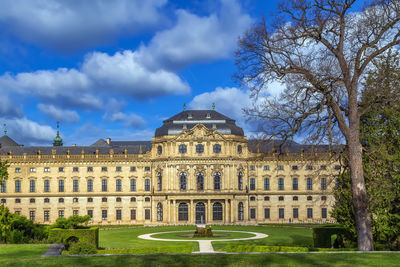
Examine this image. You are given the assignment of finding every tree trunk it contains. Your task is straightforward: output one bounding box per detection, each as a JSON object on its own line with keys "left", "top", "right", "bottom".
{"left": 347, "top": 128, "right": 374, "bottom": 251}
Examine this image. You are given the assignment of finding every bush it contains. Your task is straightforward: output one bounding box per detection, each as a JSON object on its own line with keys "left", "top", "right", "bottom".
{"left": 48, "top": 227, "right": 99, "bottom": 249}
{"left": 69, "top": 241, "right": 97, "bottom": 254}
{"left": 52, "top": 215, "right": 91, "bottom": 229}
{"left": 224, "top": 245, "right": 309, "bottom": 252}
{"left": 313, "top": 224, "right": 351, "bottom": 248}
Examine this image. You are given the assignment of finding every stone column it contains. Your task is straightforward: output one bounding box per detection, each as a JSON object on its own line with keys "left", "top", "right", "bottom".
{"left": 207, "top": 199, "right": 211, "bottom": 223}
{"left": 172, "top": 199, "right": 176, "bottom": 223}
{"left": 190, "top": 199, "right": 194, "bottom": 224}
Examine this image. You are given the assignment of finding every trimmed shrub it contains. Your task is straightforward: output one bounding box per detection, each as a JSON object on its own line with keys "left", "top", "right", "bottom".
{"left": 48, "top": 227, "right": 99, "bottom": 249}
{"left": 69, "top": 241, "right": 97, "bottom": 254}
{"left": 313, "top": 224, "right": 350, "bottom": 248}
{"left": 224, "top": 245, "right": 309, "bottom": 252}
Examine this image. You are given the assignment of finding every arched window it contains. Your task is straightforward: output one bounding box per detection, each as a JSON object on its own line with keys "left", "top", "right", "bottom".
{"left": 116, "top": 179, "right": 122, "bottom": 192}
{"left": 213, "top": 202, "right": 223, "bottom": 220}
{"left": 179, "top": 172, "right": 187, "bottom": 190}
{"left": 238, "top": 172, "right": 243, "bottom": 190}
{"left": 213, "top": 144, "right": 221, "bottom": 153}
{"left": 178, "top": 203, "right": 188, "bottom": 221}
{"left": 157, "top": 173, "right": 162, "bottom": 191}
{"left": 157, "top": 145, "right": 162, "bottom": 155}
{"left": 214, "top": 172, "right": 221, "bottom": 190}
{"left": 237, "top": 145, "right": 242, "bottom": 154}
{"left": 196, "top": 172, "right": 204, "bottom": 191}
{"left": 179, "top": 144, "right": 187, "bottom": 154}
{"left": 238, "top": 202, "right": 244, "bottom": 221}
{"left": 157, "top": 203, "right": 163, "bottom": 221}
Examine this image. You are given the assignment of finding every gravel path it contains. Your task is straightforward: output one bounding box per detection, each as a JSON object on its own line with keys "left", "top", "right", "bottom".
{"left": 138, "top": 230, "right": 268, "bottom": 253}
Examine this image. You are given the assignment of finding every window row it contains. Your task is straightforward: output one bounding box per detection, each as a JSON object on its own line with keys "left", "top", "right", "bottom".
{"left": 177, "top": 202, "right": 224, "bottom": 221}
{"left": 8, "top": 196, "right": 147, "bottom": 204}
{"left": 14, "top": 166, "right": 145, "bottom": 173}
{"left": 178, "top": 172, "right": 221, "bottom": 191}
{"left": 244, "top": 177, "right": 327, "bottom": 191}
{"left": 257, "top": 164, "right": 340, "bottom": 171}
{"left": 7, "top": 179, "right": 150, "bottom": 193}
{"left": 177, "top": 144, "right": 223, "bottom": 154}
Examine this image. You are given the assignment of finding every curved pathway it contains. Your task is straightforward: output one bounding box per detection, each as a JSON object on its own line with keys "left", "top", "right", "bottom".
{"left": 138, "top": 230, "right": 268, "bottom": 253}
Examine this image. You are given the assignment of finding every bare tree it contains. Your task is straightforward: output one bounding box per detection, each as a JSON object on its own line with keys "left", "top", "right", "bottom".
{"left": 235, "top": 0, "right": 400, "bottom": 251}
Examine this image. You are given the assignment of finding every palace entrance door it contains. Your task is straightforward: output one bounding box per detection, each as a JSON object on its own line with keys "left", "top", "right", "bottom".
{"left": 195, "top": 202, "right": 206, "bottom": 224}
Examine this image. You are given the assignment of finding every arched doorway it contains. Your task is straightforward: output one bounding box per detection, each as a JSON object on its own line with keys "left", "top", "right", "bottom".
{"left": 196, "top": 202, "right": 206, "bottom": 224}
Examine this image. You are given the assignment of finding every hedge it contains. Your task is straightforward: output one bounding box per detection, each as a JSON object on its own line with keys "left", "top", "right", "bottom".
{"left": 313, "top": 224, "right": 349, "bottom": 248}
{"left": 224, "top": 245, "right": 309, "bottom": 252}
{"left": 48, "top": 227, "right": 99, "bottom": 249}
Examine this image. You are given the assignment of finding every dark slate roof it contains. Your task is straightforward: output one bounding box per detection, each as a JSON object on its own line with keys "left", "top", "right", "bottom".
{"left": 90, "top": 139, "right": 109, "bottom": 147}
{"left": 155, "top": 110, "right": 244, "bottom": 137}
{"left": 0, "top": 135, "right": 19, "bottom": 147}
{"left": 247, "top": 139, "right": 337, "bottom": 153}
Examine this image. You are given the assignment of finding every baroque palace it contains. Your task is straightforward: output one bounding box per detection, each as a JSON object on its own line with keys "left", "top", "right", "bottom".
{"left": 0, "top": 109, "right": 340, "bottom": 225}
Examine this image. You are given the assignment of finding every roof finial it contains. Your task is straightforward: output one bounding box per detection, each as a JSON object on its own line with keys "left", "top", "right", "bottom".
{"left": 3, "top": 124, "right": 7, "bottom": 136}
{"left": 212, "top": 103, "right": 215, "bottom": 110}
{"left": 53, "top": 121, "right": 63, "bottom": 146}
{"left": 183, "top": 103, "right": 186, "bottom": 111}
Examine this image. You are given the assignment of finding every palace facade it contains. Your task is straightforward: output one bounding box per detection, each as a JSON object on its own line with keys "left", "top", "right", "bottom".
{"left": 0, "top": 110, "right": 339, "bottom": 225}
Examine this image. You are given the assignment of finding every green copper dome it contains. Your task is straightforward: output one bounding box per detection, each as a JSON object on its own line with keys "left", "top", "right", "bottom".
{"left": 53, "top": 122, "right": 63, "bottom": 147}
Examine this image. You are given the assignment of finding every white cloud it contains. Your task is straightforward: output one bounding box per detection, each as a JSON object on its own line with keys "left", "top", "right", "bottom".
{"left": 37, "top": 104, "right": 80, "bottom": 123}
{"left": 0, "top": 94, "right": 22, "bottom": 118}
{"left": 0, "top": 0, "right": 167, "bottom": 50}
{"left": 136, "top": 0, "right": 253, "bottom": 70}
{"left": 2, "top": 117, "right": 56, "bottom": 146}
{"left": 103, "top": 111, "right": 146, "bottom": 128}
{"left": 189, "top": 86, "right": 251, "bottom": 128}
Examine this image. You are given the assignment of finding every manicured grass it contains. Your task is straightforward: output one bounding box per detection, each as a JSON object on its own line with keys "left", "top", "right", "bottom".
{"left": 0, "top": 244, "right": 48, "bottom": 264}
{"left": 99, "top": 225, "right": 199, "bottom": 251}
{"left": 2, "top": 252, "right": 400, "bottom": 266}
{"left": 152, "top": 230, "right": 255, "bottom": 240}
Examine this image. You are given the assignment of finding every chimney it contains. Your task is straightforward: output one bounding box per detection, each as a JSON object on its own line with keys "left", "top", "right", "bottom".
{"left": 106, "top": 138, "right": 111, "bottom": 145}
{"left": 72, "top": 144, "right": 76, "bottom": 147}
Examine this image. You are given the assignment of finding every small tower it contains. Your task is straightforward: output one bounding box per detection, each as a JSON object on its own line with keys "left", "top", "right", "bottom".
{"left": 53, "top": 121, "right": 63, "bottom": 147}
{"left": 3, "top": 124, "right": 7, "bottom": 136}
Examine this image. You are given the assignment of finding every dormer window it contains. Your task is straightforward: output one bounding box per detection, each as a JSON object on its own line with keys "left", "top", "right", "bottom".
{"left": 187, "top": 113, "right": 192, "bottom": 119}
{"left": 206, "top": 113, "right": 211, "bottom": 118}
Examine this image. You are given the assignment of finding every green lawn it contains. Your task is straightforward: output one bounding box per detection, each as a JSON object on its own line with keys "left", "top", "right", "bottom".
{"left": 1, "top": 250, "right": 400, "bottom": 267}
{"left": 152, "top": 230, "right": 255, "bottom": 240}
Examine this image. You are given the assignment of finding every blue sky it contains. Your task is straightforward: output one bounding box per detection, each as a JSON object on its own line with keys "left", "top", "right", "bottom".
{"left": 0, "top": 0, "right": 284, "bottom": 146}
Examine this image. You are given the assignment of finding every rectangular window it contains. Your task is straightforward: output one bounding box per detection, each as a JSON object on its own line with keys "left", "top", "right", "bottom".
{"left": 335, "top": 165, "right": 341, "bottom": 170}
{"left": 44, "top": 167, "right": 50, "bottom": 172}
{"left": 264, "top": 208, "right": 270, "bottom": 219}
{"left": 130, "top": 179, "right": 136, "bottom": 192}
{"left": 279, "top": 208, "right": 284, "bottom": 219}
{"left": 307, "top": 208, "right": 313, "bottom": 219}
{"left": 73, "top": 180, "right": 79, "bottom": 192}
{"left": 58, "top": 167, "right": 64, "bottom": 172}
{"left": 0, "top": 181, "right": 6, "bottom": 193}
{"left": 264, "top": 178, "right": 270, "bottom": 190}
{"left": 144, "top": 179, "right": 150, "bottom": 191}
{"left": 321, "top": 178, "right": 327, "bottom": 190}
{"left": 292, "top": 178, "right": 298, "bottom": 190}
{"left": 15, "top": 180, "right": 21, "bottom": 193}
{"left": 116, "top": 210, "right": 122, "bottom": 220}
{"left": 116, "top": 166, "right": 122, "bottom": 172}
{"left": 29, "top": 210, "right": 35, "bottom": 221}
{"left": 101, "top": 167, "right": 107, "bottom": 172}
{"left": 292, "top": 165, "right": 298, "bottom": 170}
{"left": 306, "top": 178, "right": 312, "bottom": 190}
{"left": 15, "top": 211, "right": 20, "bottom": 215}
{"left": 293, "top": 208, "right": 299, "bottom": 219}
{"left": 15, "top": 167, "right": 21, "bottom": 173}
{"left": 145, "top": 167, "right": 150, "bottom": 171}
{"left": 130, "top": 209, "right": 136, "bottom": 220}
{"left": 29, "top": 180, "right": 35, "bottom": 193}
{"left": 87, "top": 180, "right": 93, "bottom": 192}
{"left": 87, "top": 167, "right": 93, "bottom": 172}
{"left": 306, "top": 165, "right": 313, "bottom": 170}
{"left": 58, "top": 210, "right": 64, "bottom": 218}
{"left": 249, "top": 165, "right": 255, "bottom": 171}
{"left": 130, "top": 166, "right": 136, "bottom": 172}
{"left": 102, "top": 210, "right": 108, "bottom": 220}
{"left": 73, "top": 210, "right": 78, "bottom": 216}
{"left": 73, "top": 167, "right": 79, "bottom": 172}
{"left": 322, "top": 208, "right": 327, "bottom": 218}
{"left": 250, "top": 208, "right": 256, "bottom": 219}
{"left": 102, "top": 179, "right": 107, "bottom": 192}
{"left": 44, "top": 210, "right": 50, "bottom": 222}
{"left": 264, "top": 165, "right": 270, "bottom": 171}
{"left": 58, "top": 180, "right": 64, "bottom": 192}
{"left": 278, "top": 178, "right": 284, "bottom": 190}
{"left": 250, "top": 178, "right": 255, "bottom": 190}
{"left": 320, "top": 165, "right": 327, "bottom": 170}
{"left": 278, "top": 165, "right": 284, "bottom": 170}
{"left": 30, "top": 167, "right": 36, "bottom": 173}
{"left": 145, "top": 209, "right": 151, "bottom": 220}
{"left": 44, "top": 180, "right": 50, "bottom": 192}
{"left": 87, "top": 210, "right": 93, "bottom": 220}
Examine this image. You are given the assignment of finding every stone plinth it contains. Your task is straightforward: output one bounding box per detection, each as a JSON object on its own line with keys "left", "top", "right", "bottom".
{"left": 194, "top": 224, "right": 213, "bottom": 237}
